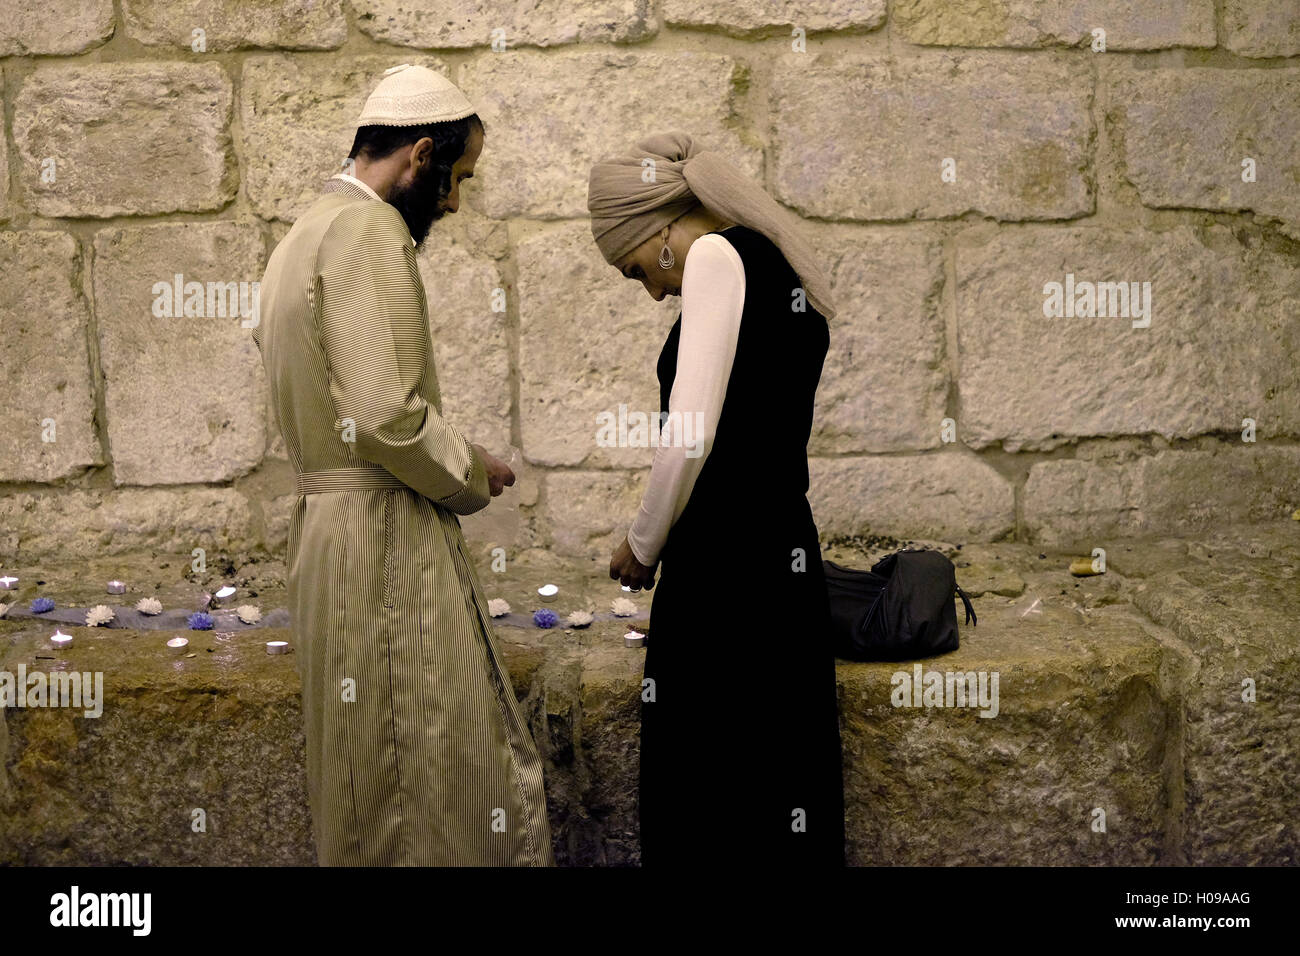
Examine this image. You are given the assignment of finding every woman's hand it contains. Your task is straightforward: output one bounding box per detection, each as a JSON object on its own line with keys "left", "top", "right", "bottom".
{"left": 610, "top": 535, "right": 657, "bottom": 591}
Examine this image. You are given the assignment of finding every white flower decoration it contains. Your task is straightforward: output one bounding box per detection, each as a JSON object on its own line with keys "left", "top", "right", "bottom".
{"left": 611, "top": 597, "right": 638, "bottom": 617}
{"left": 86, "top": 604, "right": 115, "bottom": 627}
{"left": 135, "top": 597, "right": 163, "bottom": 615}
{"left": 487, "top": 599, "right": 511, "bottom": 618}
{"left": 236, "top": 604, "right": 262, "bottom": 624}
{"left": 566, "top": 609, "right": 594, "bottom": 628}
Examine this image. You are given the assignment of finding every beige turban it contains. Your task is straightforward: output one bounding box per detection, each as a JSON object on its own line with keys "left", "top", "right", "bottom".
{"left": 587, "top": 130, "right": 836, "bottom": 320}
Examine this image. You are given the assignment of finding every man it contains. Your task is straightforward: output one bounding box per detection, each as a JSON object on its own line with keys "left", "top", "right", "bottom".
{"left": 252, "top": 64, "right": 555, "bottom": 866}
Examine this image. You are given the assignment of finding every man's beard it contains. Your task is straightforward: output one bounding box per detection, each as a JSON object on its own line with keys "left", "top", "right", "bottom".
{"left": 387, "top": 165, "right": 446, "bottom": 248}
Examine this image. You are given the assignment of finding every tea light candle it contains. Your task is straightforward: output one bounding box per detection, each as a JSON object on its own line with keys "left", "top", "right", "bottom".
{"left": 537, "top": 584, "right": 558, "bottom": 603}
{"left": 624, "top": 630, "right": 645, "bottom": 648}
{"left": 214, "top": 585, "right": 236, "bottom": 601}
{"left": 266, "top": 640, "right": 289, "bottom": 655}
{"left": 166, "top": 636, "right": 189, "bottom": 655}
{"left": 107, "top": 580, "right": 126, "bottom": 594}
{"left": 0, "top": 575, "right": 17, "bottom": 590}
{"left": 50, "top": 630, "right": 73, "bottom": 650}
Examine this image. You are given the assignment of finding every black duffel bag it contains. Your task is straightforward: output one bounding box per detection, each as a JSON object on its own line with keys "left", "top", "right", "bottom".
{"left": 824, "top": 548, "right": 976, "bottom": 661}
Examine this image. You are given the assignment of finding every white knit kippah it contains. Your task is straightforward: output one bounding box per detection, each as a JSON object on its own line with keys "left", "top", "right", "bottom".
{"left": 356, "top": 64, "right": 476, "bottom": 127}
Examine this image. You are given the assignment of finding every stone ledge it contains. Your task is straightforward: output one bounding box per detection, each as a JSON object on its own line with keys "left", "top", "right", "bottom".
{"left": 1, "top": 522, "right": 1294, "bottom": 865}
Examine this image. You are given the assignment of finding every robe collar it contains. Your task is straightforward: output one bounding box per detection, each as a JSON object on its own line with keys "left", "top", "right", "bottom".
{"left": 323, "top": 173, "right": 383, "bottom": 202}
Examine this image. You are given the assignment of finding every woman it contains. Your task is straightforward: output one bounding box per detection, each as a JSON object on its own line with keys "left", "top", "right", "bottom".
{"left": 587, "top": 131, "right": 845, "bottom": 866}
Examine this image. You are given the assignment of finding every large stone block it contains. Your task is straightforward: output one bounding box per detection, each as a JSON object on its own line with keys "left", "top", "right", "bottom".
{"left": 0, "top": 488, "right": 257, "bottom": 561}
{"left": 1023, "top": 446, "right": 1300, "bottom": 545}
{"left": 839, "top": 601, "right": 1176, "bottom": 864}
{"left": 92, "top": 222, "right": 268, "bottom": 485}
{"left": 461, "top": 52, "right": 759, "bottom": 219}
{"left": 1222, "top": 0, "right": 1300, "bottom": 58}
{"left": 809, "top": 454, "right": 1015, "bottom": 541}
{"left": 516, "top": 222, "right": 678, "bottom": 467}
{"left": 661, "top": 0, "right": 885, "bottom": 35}
{"left": 1113, "top": 69, "right": 1300, "bottom": 237}
{"left": 0, "top": 232, "right": 101, "bottom": 483}
{"left": 353, "top": 0, "right": 654, "bottom": 48}
{"left": 13, "top": 64, "right": 235, "bottom": 219}
{"left": 893, "top": 0, "right": 1214, "bottom": 49}
{"left": 0, "top": 619, "right": 314, "bottom": 865}
{"left": 1120, "top": 524, "right": 1300, "bottom": 864}
{"left": 417, "top": 235, "right": 510, "bottom": 454}
{"left": 122, "top": 0, "right": 347, "bottom": 50}
{"left": 540, "top": 470, "right": 646, "bottom": 559}
{"left": 240, "top": 55, "right": 447, "bottom": 223}
{"left": 0, "top": 0, "right": 114, "bottom": 55}
{"left": 772, "top": 53, "right": 1094, "bottom": 222}
{"left": 956, "top": 225, "right": 1300, "bottom": 450}
{"left": 810, "top": 228, "right": 946, "bottom": 454}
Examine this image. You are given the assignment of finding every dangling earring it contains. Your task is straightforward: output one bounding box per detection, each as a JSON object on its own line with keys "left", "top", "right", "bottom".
{"left": 658, "top": 229, "right": 675, "bottom": 270}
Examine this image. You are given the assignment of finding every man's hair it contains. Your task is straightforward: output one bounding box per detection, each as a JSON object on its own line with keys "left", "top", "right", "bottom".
{"left": 348, "top": 114, "right": 483, "bottom": 202}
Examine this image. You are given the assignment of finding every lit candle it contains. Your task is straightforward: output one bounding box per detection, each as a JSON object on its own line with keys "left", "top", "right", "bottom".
{"left": 624, "top": 630, "right": 645, "bottom": 648}
{"left": 266, "top": 640, "right": 289, "bottom": 655}
{"left": 537, "top": 584, "right": 558, "bottom": 603}
{"left": 0, "top": 575, "right": 17, "bottom": 590}
{"left": 50, "top": 630, "right": 73, "bottom": 649}
{"left": 107, "top": 580, "right": 126, "bottom": 594}
{"left": 167, "top": 636, "right": 189, "bottom": 655}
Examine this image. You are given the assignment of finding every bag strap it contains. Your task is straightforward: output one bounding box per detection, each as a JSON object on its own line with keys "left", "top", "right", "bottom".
{"left": 956, "top": 586, "right": 977, "bottom": 627}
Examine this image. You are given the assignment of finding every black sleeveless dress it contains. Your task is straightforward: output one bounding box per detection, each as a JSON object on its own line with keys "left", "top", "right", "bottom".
{"left": 639, "top": 225, "right": 846, "bottom": 867}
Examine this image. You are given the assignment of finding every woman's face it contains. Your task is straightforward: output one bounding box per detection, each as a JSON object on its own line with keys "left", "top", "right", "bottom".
{"left": 615, "top": 232, "right": 684, "bottom": 301}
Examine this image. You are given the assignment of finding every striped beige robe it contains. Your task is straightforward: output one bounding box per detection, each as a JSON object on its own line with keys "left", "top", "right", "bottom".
{"left": 252, "top": 176, "right": 554, "bottom": 866}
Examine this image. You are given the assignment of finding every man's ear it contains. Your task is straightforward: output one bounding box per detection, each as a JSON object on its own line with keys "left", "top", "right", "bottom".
{"left": 410, "top": 136, "right": 435, "bottom": 175}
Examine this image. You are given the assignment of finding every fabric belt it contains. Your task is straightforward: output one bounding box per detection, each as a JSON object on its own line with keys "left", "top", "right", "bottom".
{"left": 296, "top": 466, "right": 409, "bottom": 495}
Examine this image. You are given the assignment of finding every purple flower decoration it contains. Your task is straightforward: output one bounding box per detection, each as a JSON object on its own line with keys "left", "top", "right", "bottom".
{"left": 31, "top": 597, "right": 55, "bottom": 613}
{"left": 188, "top": 611, "right": 215, "bottom": 630}
{"left": 533, "top": 608, "right": 558, "bottom": 629}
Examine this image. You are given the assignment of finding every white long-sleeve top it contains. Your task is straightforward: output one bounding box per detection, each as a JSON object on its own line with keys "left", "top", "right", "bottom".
{"left": 627, "top": 232, "right": 746, "bottom": 567}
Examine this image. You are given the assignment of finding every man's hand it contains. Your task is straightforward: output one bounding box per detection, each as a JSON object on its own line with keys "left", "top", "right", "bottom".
{"left": 472, "top": 444, "right": 516, "bottom": 497}
{"left": 610, "top": 535, "right": 657, "bottom": 591}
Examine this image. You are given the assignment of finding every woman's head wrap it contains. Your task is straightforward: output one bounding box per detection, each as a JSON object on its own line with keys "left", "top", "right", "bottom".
{"left": 586, "top": 130, "right": 836, "bottom": 320}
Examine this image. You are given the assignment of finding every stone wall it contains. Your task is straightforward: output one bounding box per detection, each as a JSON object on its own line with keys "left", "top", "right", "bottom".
{"left": 1, "top": 1, "right": 1298, "bottom": 563}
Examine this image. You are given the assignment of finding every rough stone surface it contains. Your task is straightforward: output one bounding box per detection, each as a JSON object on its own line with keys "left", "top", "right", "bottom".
{"left": 662, "top": 0, "right": 885, "bottom": 35}
{"left": 92, "top": 222, "right": 268, "bottom": 485}
{"left": 810, "top": 228, "right": 947, "bottom": 454}
{"left": 1113, "top": 69, "right": 1300, "bottom": 237}
{"left": 0, "top": 489, "right": 257, "bottom": 561}
{"left": 0, "top": 232, "right": 101, "bottom": 483}
{"left": 516, "top": 222, "right": 678, "bottom": 467}
{"left": 13, "top": 64, "right": 236, "bottom": 219}
{"left": 809, "top": 455, "right": 1016, "bottom": 542}
{"left": 0, "top": 0, "right": 114, "bottom": 55}
{"left": 461, "top": 52, "right": 760, "bottom": 219}
{"left": 1116, "top": 524, "right": 1300, "bottom": 865}
{"left": 839, "top": 600, "right": 1175, "bottom": 864}
{"left": 240, "top": 55, "right": 447, "bottom": 223}
{"left": 540, "top": 470, "right": 646, "bottom": 558}
{"left": 417, "top": 235, "right": 511, "bottom": 454}
{"left": 122, "top": 0, "right": 347, "bottom": 50}
{"left": 893, "top": 0, "right": 1214, "bottom": 49}
{"left": 772, "top": 54, "right": 1094, "bottom": 222}
{"left": 956, "top": 225, "right": 1300, "bottom": 450}
{"left": 1222, "top": 0, "right": 1300, "bottom": 58}
{"left": 1023, "top": 446, "right": 1300, "bottom": 545}
{"left": 353, "top": 0, "right": 655, "bottom": 48}
{"left": 0, "top": 112, "right": 9, "bottom": 222}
